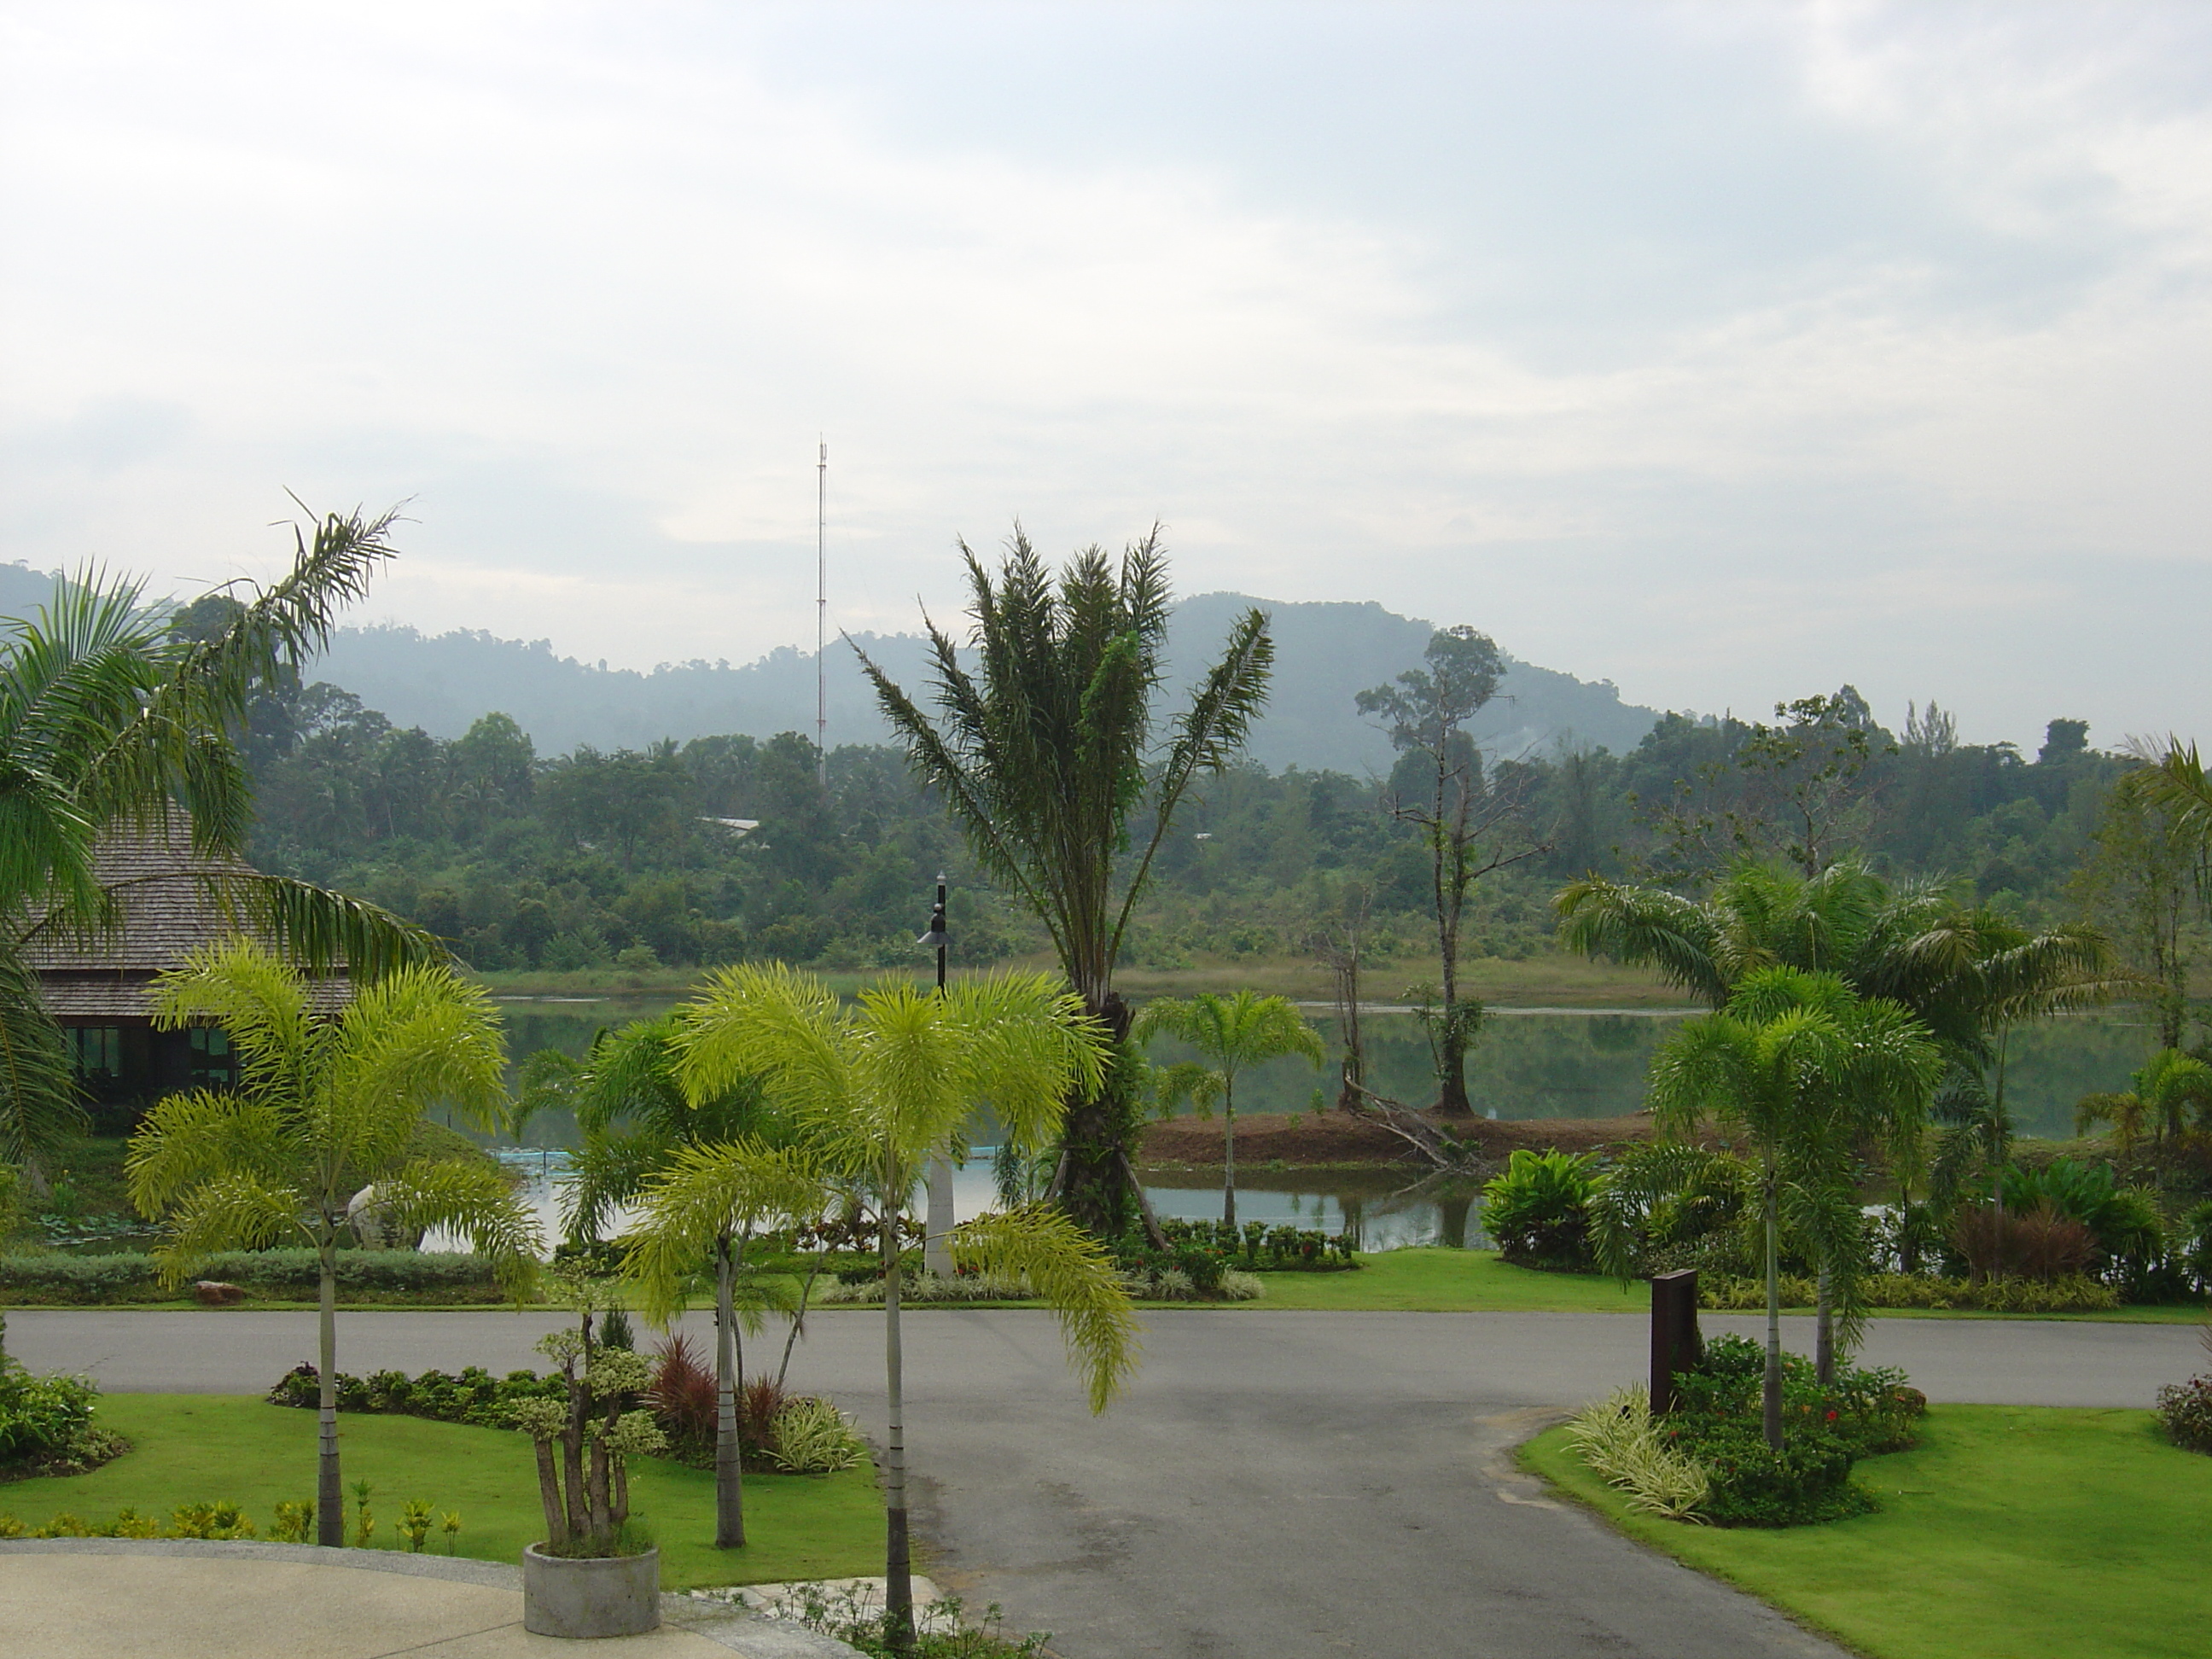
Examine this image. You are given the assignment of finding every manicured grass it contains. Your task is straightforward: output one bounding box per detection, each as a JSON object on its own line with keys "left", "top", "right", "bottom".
{"left": 0, "top": 1394, "right": 882, "bottom": 1590}
{"left": 1522, "top": 1404, "right": 2212, "bottom": 1659}
{"left": 1251, "top": 1249, "right": 1645, "bottom": 1312}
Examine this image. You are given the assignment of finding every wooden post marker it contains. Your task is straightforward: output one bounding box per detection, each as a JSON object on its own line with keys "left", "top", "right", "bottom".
{"left": 1649, "top": 1269, "right": 1702, "bottom": 1416}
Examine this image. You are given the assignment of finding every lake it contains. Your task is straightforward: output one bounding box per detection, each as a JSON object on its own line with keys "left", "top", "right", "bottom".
{"left": 478, "top": 991, "right": 2168, "bottom": 1251}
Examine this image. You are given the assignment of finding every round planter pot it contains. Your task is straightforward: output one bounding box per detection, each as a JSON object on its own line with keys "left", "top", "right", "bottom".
{"left": 521, "top": 1543, "right": 661, "bottom": 1639}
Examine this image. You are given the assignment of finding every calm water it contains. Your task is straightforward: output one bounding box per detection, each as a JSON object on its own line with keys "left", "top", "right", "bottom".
{"left": 475, "top": 992, "right": 2169, "bottom": 1251}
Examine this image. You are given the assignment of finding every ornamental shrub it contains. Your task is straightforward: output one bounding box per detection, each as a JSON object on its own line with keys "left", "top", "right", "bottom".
{"left": 2155, "top": 1374, "right": 2212, "bottom": 1453}
{"left": 265, "top": 1361, "right": 564, "bottom": 1427}
{"left": 0, "top": 1358, "right": 107, "bottom": 1472}
{"left": 1481, "top": 1150, "right": 1598, "bottom": 1272}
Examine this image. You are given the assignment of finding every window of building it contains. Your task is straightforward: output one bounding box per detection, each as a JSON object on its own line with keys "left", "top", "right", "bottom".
{"left": 189, "top": 1026, "right": 236, "bottom": 1088}
{"left": 65, "top": 1027, "right": 123, "bottom": 1081}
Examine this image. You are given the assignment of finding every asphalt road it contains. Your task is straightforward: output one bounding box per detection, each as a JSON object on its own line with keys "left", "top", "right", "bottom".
{"left": 9, "top": 1307, "right": 2203, "bottom": 1659}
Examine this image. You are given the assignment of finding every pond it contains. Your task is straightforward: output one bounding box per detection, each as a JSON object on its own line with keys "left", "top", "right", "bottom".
{"left": 472, "top": 992, "right": 2173, "bottom": 1252}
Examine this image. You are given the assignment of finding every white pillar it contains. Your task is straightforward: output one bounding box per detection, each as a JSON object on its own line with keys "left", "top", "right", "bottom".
{"left": 923, "top": 1155, "right": 955, "bottom": 1279}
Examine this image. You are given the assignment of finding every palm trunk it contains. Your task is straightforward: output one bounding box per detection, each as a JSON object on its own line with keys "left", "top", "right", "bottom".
{"left": 714, "top": 1232, "right": 746, "bottom": 1549}
{"left": 1762, "top": 1181, "right": 1783, "bottom": 1452}
{"left": 776, "top": 1247, "right": 830, "bottom": 1394}
{"left": 1814, "top": 1263, "right": 1834, "bottom": 1387}
{"left": 882, "top": 1201, "right": 915, "bottom": 1657}
{"left": 316, "top": 1246, "right": 343, "bottom": 1546}
{"left": 1221, "top": 1087, "right": 1237, "bottom": 1228}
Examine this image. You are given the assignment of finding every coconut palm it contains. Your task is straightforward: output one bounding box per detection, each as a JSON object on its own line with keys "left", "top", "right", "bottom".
{"left": 856, "top": 527, "right": 1272, "bottom": 1237}
{"left": 0, "top": 508, "right": 435, "bottom": 1175}
{"left": 125, "top": 939, "right": 539, "bottom": 1546}
{"left": 1646, "top": 969, "right": 1941, "bottom": 1446}
{"left": 515, "top": 1016, "right": 800, "bottom": 1549}
{"left": 641, "top": 963, "right": 1136, "bottom": 1652}
{"left": 1134, "top": 991, "right": 1325, "bottom": 1225}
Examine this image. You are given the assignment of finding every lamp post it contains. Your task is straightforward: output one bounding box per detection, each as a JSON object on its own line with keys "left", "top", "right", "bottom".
{"left": 919, "top": 874, "right": 955, "bottom": 1278}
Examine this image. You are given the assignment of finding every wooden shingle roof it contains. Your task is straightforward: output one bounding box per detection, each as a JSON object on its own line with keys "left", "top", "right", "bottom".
{"left": 26, "top": 823, "right": 351, "bottom": 1021}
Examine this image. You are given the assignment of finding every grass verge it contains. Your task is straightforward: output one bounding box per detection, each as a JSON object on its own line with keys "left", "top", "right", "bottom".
{"left": 1522, "top": 1404, "right": 2212, "bottom": 1659}
{"left": 0, "top": 1394, "right": 881, "bottom": 1590}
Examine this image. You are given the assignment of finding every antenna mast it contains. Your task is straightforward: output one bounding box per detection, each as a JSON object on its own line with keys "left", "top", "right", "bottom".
{"left": 815, "top": 438, "right": 828, "bottom": 790}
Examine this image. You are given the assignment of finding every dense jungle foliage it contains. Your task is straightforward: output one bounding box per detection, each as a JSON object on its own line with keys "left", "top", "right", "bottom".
{"left": 226, "top": 644, "right": 2138, "bottom": 984}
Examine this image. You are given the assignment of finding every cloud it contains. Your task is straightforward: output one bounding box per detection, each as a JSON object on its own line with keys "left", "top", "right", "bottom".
{"left": 0, "top": 1, "right": 2206, "bottom": 751}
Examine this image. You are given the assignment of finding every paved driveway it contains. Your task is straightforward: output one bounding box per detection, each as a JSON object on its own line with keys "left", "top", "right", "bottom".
{"left": 9, "top": 1307, "right": 2202, "bottom": 1659}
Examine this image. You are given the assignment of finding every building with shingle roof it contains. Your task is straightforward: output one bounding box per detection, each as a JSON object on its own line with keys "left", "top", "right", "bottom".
{"left": 25, "top": 822, "right": 350, "bottom": 1127}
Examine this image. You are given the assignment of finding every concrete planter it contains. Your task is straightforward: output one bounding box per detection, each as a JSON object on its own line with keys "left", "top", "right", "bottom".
{"left": 521, "top": 1543, "right": 661, "bottom": 1638}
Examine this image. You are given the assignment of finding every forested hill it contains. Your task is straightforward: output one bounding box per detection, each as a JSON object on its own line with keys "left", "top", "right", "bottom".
{"left": 310, "top": 593, "right": 1664, "bottom": 774}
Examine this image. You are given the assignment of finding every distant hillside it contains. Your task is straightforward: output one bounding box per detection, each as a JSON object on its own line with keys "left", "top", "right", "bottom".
{"left": 313, "top": 594, "right": 1662, "bottom": 772}
{"left": 0, "top": 557, "right": 1662, "bottom": 770}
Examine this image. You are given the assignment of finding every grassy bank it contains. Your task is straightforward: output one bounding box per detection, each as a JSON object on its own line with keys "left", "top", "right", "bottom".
{"left": 0, "top": 1394, "right": 881, "bottom": 1590}
{"left": 1521, "top": 1404, "right": 2212, "bottom": 1659}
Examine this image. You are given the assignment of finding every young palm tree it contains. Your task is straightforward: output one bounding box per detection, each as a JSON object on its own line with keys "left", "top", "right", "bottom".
{"left": 643, "top": 963, "right": 1137, "bottom": 1653}
{"left": 126, "top": 940, "right": 540, "bottom": 1546}
{"left": 1557, "top": 860, "right": 2126, "bottom": 1210}
{"left": 1646, "top": 968, "right": 1941, "bottom": 1446}
{"left": 2076, "top": 1048, "right": 2212, "bottom": 1150}
{"left": 1134, "top": 991, "right": 1325, "bottom": 1225}
{"left": 856, "top": 527, "right": 1272, "bottom": 1237}
{"left": 0, "top": 507, "right": 434, "bottom": 1174}
{"left": 517, "top": 1016, "right": 799, "bottom": 1549}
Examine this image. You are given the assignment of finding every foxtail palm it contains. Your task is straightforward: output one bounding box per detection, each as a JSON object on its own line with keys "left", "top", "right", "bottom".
{"left": 517, "top": 1016, "right": 797, "bottom": 1548}
{"left": 1135, "top": 991, "right": 1325, "bottom": 1225}
{"left": 661, "top": 964, "right": 1134, "bottom": 1653}
{"left": 1646, "top": 969, "right": 1940, "bottom": 1444}
{"left": 856, "top": 527, "right": 1272, "bottom": 1237}
{"left": 2077, "top": 1048, "right": 2212, "bottom": 1150}
{"left": 1, "top": 506, "right": 436, "bottom": 1173}
{"left": 126, "top": 940, "right": 539, "bottom": 1545}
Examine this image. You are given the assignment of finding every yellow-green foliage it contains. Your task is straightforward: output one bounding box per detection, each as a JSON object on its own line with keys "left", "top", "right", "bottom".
{"left": 1564, "top": 1385, "right": 1711, "bottom": 1522}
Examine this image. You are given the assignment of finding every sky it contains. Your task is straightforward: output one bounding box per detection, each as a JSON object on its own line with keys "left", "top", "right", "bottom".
{"left": 2, "top": 1, "right": 2208, "bottom": 752}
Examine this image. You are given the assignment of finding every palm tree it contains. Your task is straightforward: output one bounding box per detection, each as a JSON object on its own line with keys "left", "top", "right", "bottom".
{"left": 643, "top": 963, "right": 1137, "bottom": 1653}
{"left": 856, "top": 527, "right": 1272, "bottom": 1238}
{"left": 516, "top": 1016, "right": 799, "bottom": 1549}
{"left": 2077, "top": 1048, "right": 2212, "bottom": 1151}
{"left": 1557, "top": 859, "right": 2126, "bottom": 1206}
{"left": 0, "top": 507, "right": 435, "bottom": 1175}
{"left": 125, "top": 939, "right": 540, "bottom": 1546}
{"left": 1646, "top": 969, "right": 1941, "bottom": 1445}
{"left": 1134, "top": 992, "right": 1325, "bottom": 1225}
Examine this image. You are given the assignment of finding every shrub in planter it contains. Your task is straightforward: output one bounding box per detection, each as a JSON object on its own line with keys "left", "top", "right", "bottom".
{"left": 1481, "top": 1150, "right": 1598, "bottom": 1272}
{"left": 506, "top": 1330, "right": 667, "bottom": 1557}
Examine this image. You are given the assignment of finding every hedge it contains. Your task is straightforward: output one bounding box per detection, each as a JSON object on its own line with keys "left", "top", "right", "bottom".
{"left": 0, "top": 1250, "right": 509, "bottom": 1305}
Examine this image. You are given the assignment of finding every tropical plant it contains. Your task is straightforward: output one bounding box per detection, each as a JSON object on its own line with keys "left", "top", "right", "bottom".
{"left": 507, "top": 1328, "right": 667, "bottom": 1557}
{"left": 1645, "top": 969, "right": 1941, "bottom": 1445}
{"left": 1480, "top": 1149, "right": 1599, "bottom": 1271}
{"left": 856, "top": 527, "right": 1272, "bottom": 1237}
{"left": 1556, "top": 859, "right": 2125, "bottom": 1209}
{"left": 125, "top": 939, "right": 539, "bottom": 1545}
{"left": 515, "top": 1016, "right": 800, "bottom": 1548}
{"left": 637, "top": 963, "right": 1136, "bottom": 1653}
{"left": 2076, "top": 1049, "right": 2212, "bottom": 1150}
{"left": 0, "top": 508, "right": 436, "bottom": 1177}
{"left": 1357, "top": 626, "right": 1543, "bottom": 1113}
{"left": 1134, "top": 991, "right": 1324, "bottom": 1225}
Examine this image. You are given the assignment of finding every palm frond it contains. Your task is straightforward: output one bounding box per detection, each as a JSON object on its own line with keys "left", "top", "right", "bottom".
{"left": 619, "top": 1138, "right": 829, "bottom": 1326}
{"left": 378, "top": 1156, "right": 544, "bottom": 1304}
{"left": 952, "top": 1204, "right": 1141, "bottom": 1412}
{"left": 149, "top": 1171, "right": 311, "bottom": 1286}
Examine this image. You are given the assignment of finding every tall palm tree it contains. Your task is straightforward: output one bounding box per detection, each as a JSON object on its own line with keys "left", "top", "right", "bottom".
{"left": 126, "top": 940, "right": 540, "bottom": 1545}
{"left": 856, "top": 527, "right": 1272, "bottom": 1238}
{"left": 0, "top": 507, "right": 436, "bottom": 1174}
{"left": 1646, "top": 969, "right": 1941, "bottom": 1445}
{"left": 646, "top": 963, "right": 1137, "bottom": 1654}
{"left": 515, "top": 1016, "right": 798, "bottom": 1549}
{"left": 1134, "top": 991, "right": 1325, "bottom": 1225}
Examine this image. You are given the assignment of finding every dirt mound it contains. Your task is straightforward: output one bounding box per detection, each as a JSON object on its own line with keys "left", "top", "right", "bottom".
{"left": 1137, "top": 1109, "right": 1654, "bottom": 1171}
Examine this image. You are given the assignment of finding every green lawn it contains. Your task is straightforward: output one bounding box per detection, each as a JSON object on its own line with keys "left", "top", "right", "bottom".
{"left": 0, "top": 1395, "right": 882, "bottom": 1590}
{"left": 1522, "top": 1404, "right": 2212, "bottom": 1659}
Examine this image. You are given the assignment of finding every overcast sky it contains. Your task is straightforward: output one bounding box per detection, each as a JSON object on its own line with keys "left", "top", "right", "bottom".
{"left": 3, "top": 2, "right": 2208, "bottom": 751}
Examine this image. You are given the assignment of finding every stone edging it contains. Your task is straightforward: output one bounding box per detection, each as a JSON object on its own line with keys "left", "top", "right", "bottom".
{"left": 0, "top": 1539, "right": 864, "bottom": 1656}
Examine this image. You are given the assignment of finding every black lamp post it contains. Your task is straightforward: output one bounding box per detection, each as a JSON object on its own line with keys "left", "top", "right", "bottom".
{"left": 917, "top": 872, "right": 949, "bottom": 993}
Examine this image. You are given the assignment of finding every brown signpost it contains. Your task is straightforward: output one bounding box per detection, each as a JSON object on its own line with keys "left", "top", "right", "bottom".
{"left": 1650, "top": 1269, "right": 1702, "bottom": 1415}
